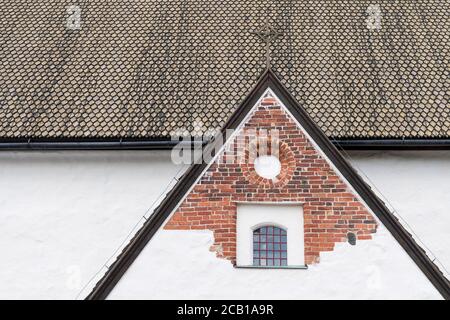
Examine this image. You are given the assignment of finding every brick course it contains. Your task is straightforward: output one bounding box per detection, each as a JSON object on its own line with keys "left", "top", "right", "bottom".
{"left": 165, "top": 93, "right": 377, "bottom": 265}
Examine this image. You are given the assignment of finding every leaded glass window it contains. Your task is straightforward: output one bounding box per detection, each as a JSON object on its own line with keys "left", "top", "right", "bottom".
{"left": 253, "top": 226, "right": 287, "bottom": 267}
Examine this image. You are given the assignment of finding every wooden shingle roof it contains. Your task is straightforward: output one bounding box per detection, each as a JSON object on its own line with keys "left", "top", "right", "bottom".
{"left": 0, "top": 0, "right": 448, "bottom": 140}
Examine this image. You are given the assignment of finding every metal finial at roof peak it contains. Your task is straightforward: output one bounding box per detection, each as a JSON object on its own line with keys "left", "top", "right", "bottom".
{"left": 251, "top": 20, "right": 283, "bottom": 70}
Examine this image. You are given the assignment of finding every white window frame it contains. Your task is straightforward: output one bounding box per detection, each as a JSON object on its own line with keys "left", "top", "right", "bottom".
{"left": 236, "top": 203, "right": 305, "bottom": 268}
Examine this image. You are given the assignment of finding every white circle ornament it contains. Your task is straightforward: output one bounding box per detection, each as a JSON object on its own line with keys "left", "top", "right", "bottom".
{"left": 253, "top": 155, "right": 282, "bottom": 180}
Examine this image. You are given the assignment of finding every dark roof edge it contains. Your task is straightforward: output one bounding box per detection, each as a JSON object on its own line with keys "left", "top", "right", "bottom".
{"left": 86, "top": 69, "right": 450, "bottom": 300}
{"left": 333, "top": 139, "right": 450, "bottom": 150}
{"left": 0, "top": 139, "right": 203, "bottom": 150}
{"left": 0, "top": 138, "right": 449, "bottom": 151}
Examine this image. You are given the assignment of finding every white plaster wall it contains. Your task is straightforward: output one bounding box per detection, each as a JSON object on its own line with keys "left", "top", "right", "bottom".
{"left": 109, "top": 228, "right": 441, "bottom": 300}
{"left": 0, "top": 151, "right": 186, "bottom": 299}
{"left": 346, "top": 150, "right": 450, "bottom": 278}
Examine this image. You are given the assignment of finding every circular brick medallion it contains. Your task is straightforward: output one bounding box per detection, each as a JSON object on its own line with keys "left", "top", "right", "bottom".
{"left": 242, "top": 137, "right": 295, "bottom": 188}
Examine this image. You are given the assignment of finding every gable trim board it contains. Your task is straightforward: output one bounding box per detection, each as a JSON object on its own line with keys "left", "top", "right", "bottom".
{"left": 86, "top": 69, "right": 450, "bottom": 300}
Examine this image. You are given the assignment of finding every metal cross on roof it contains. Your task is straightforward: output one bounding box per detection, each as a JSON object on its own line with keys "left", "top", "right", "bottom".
{"left": 251, "top": 21, "right": 283, "bottom": 70}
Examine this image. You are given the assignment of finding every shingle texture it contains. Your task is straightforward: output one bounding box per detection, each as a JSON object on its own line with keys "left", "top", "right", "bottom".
{"left": 0, "top": 0, "right": 448, "bottom": 139}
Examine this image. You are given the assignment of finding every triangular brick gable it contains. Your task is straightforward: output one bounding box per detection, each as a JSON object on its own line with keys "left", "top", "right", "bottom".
{"left": 87, "top": 70, "right": 450, "bottom": 300}
{"left": 164, "top": 91, "right": 377, "bottom": 265}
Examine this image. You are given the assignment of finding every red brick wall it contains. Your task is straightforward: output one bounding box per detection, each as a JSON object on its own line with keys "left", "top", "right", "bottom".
{"left": 165, "top": 94, "right": 377, "bottom": 265}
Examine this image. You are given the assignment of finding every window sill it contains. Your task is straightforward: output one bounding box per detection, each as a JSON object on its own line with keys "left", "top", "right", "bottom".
{"left": 234, "top": 265, "right": 308, "bottom": 270}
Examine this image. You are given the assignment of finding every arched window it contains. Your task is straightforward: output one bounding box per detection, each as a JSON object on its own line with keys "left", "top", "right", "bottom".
{"left": 253, "top": 226, "right": 287, "bottom": 267}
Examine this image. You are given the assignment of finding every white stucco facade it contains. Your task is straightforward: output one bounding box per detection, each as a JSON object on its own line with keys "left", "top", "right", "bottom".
{"left": 0, "top": 150, "right": 448, "bottom": 299}
{"left": 0, "top": 151, "right": 187, "bottom": 299}
{"left": 347, "top": 150, "right": 450, "bottom": 279}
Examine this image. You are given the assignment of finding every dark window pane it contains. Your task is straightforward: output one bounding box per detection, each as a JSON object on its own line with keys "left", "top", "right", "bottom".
{"left": 253, "top": 225, "right": 288, "bottom": 267}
